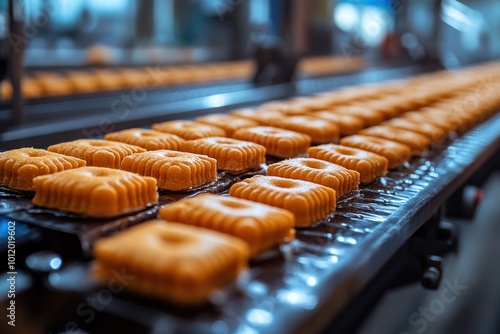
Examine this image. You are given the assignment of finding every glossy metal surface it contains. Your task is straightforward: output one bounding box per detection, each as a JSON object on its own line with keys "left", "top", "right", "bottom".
{"left": 39, "top": 113, "right": 500, "bottom": 333}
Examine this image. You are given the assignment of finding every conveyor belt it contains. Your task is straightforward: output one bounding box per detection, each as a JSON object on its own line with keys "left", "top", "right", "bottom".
{"left": 0, "top": 61, "right": 441, "bottom": 150}
{"left": 2, "top": 112, "right": 498, "bottom": 334}
{"left": 5, "top": 61, "right": 499, "bottom": 334}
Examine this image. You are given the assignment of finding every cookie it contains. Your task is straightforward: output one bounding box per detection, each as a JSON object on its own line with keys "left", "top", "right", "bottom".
{"left": 232, "top": 126, "right": 311, "bottom": 158}
{"left": 92, "top": 220, "right": 249, "bottom": 304}
{"left": 267, "top": 115, "right": 340, "bottom": 144}
{"left": 359, "top": 125, "right": 432, "bottom": 156}
{"left": 0, "top": 148, "right": 86, "bottom": 191}
{"left": 105, "top": 128, "right": 185, "bottom": 151}
{"left": 307, "top": 144, "right": 388, "bottom": 184}
{"left": 182, "top": 137, "right": 266, "bottom": 172}
{"left": 267, "top": 158, "right": 360, "bottom": 198}
{"left": 229, "top": 175, "right": 336, "bottom": 227}
{"left": 340, "top": 135, "right": 411, "bottom": 169}
{"left": 310, "top": 111, "right": 365, "bottom": 135}
{"left": 48, "top": 139, "right": 145, "bottom": 169}
{"left": 158, "top": 194, "right": 295, "bottom": 255}
{"left": 32, "top": 166, "right": 158, "bottom": 217}
{"left": 152, "top": 120, "right": 226, "bottom": 140}
{"left": 332, "top": 106, "right": 385, "bottom": 126}
{"left": 121, "top": 150, "right": 217, "bottom": 191}
{"left": 195, "top": 114, "right": 259, "bottom": 137}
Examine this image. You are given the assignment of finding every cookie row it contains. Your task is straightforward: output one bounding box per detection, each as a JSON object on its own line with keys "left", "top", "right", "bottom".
{"left": 0, "top": 60, "right": 253, "bottom": 99}
{"left": 0, "top": 55, "right": 364, "bottom": 100}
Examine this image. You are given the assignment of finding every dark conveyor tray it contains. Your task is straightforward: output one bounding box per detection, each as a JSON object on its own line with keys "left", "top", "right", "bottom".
{"left": 22, "top": 113, "right": 499, "bottom": 334}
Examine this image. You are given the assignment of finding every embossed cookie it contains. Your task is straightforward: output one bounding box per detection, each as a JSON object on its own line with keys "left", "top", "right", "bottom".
{"left": 401, "top": 111, "right": 459, "bottom": 133}
{"left": 121, "top": 150, "right": 217, "bottom": 191}
{"left": 48, "top": 139, "right": 145, "bottom": 169}
{"left": 267, "top": 115, "right": 340, "bottom": 144}
{"left": 307, "top": 144, "right": 388, "bottom": 184}
{"left": 258, "top": 100, "right": 308, "bottom": 115}
{"left": 340, "top": 135, "right": 411, "bottom": 169}
{"left": 182, "top": 137, "right": 266, "bottom": 172}
{"left": 232, "top": 126, "right": 311, "bottom": 158}
{"left": 359, "top": 125, "right": 432, "bottom": 156}
{"left": 229, "top": 175, "right": 336, "bottom": 227}
{"left": 195, "top": 114, "right": 259, "bottom": 137}
{"left": 351, "top": 98, "right": 402, "bottom": 118}
{"left": 267, "top": 158, "right": 360, "bottom": 198}
{"left": 105, "top": 128, "right": 185, "bottom": 151}
{"left": 310, "top": 111, "right": 365, "bottom": 136}
{"left": 92, "top": 220, "right": 249, "bottom": 304}
{"left": 158, "top": 194, "right": 295, "bottom": 255}
{"left": 332, "top": 106, "right": 385, "bottom": 126}
{"left": 382, "top": 118, "right": 448, "bottom": 144}
{"left": 0, "top": 148, "right": 86, "bottom": 191}
{"left": 152, "top": 120, "right": 226, "bottom": 140}
{"left": 32, "top": 166, "right": 158, "bottom": 217}
{"left": 234, "top": 110, "right": 283, "bottom": 125}
{"left": 230, "top": 108, "right": 262, "bottom": 121}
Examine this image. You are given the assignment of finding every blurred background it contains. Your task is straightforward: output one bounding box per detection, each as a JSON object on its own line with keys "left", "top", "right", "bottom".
{"left": 1, "top": 0, "right": 499, "bottom": 68}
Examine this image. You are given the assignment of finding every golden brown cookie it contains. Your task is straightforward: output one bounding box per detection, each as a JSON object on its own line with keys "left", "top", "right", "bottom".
{"left": 310, "top": 111, "right": 366, "bottom": 135}
{"left": 31, "top": 73, "right": 74, "bottom": 96}
{"left": 307, "top": 144, "right": 388, "bottom": 184}
{"left": 152, "top": 120, "right": 226, "bottom": 140}
{"left": 267, "top": 115, "right": 340, "bottom": 144}
{"left": 0, "top": 148, "right": 86, "bottom": 191}
{"left": 351, "top": 98, "right": 403, "bottom": 118}
{"left": 158, "top": 194, "right": 295, "bottom": 255}
{"left": 32, "top": 166, "right": 158, "bottom": 217}
{"left": 382, "top": 118, "right": 448, "bottom": 144}
{"left": 92, "top": 69, "right": 125, "bottom": 91}
{"left": 195, "top": 114, "right": 259, "bottom": 137}
{"left": 359, "top": 125, "right": 432, "bottom": 156}
{"left": 92, "top": 220, "right": 249, "bottom": 305}
{"left": 121, "top": 150, "right": 217, "bottom": 191}
{"left": 66, "top": 71, "right": 99, "bottom": 93}
{"left": 232, "top": 126, "right": 311, "bottom": 158}
{"left": 258, "top": 100, "right": 308, "bottom": 115}
{"left": 1, "top": 79, "right": 43, "bottom": 99}
{"left": 229, "top": 175, "right": 336, "bottom": 227}
{"left": 238, "top": 110, "right": 284, "bottom": 125}
{"left": 182, "top": 137, "right": 266, "bottom": 172}
{"left": 401, "top": 111, "right": 458, "bottom": 133}
{"left": 267, "top": 158, "right": 360, "bottom": 198}
{"left": 340, "top": 135, "right": 411, "bottom": 169}
{"left": 105, "top": 128, "right": 185, "bottom": 151}
{"left": 419, "top": 106, "right": 474, "bottom": 132}
{"left": 331, "top": 106, "right": 385, "bottom": 126}
{"left": 48, "top": 139, "right": 145, "bottom": 169}
{"left": 230, "top": 108, "right": 262, "bottom": 120}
